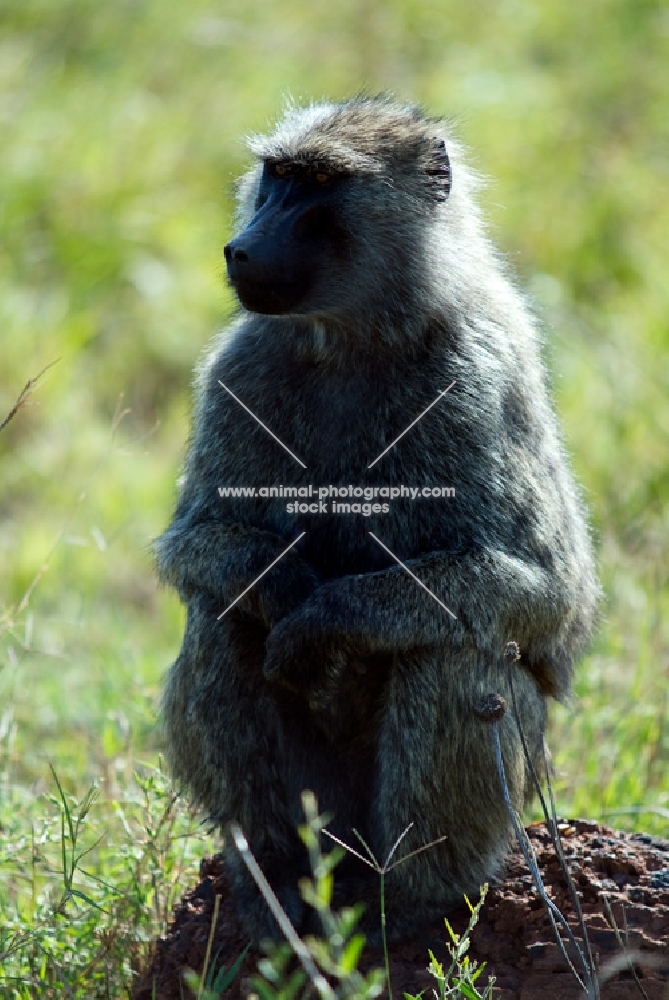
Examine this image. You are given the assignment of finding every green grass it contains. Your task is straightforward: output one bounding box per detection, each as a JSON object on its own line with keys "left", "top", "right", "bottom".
{"left": 0, "top": 0, "right": 667, "bottom": 995}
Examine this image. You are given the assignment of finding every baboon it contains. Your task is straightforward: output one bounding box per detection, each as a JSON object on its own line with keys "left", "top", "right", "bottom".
{"left": 155, "top": 97, "right": 599, "bottom": 944}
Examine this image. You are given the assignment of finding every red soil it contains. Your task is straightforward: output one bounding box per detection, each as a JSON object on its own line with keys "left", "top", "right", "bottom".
{"left": 134, "top": 820, "right": 669, "bottom": 1000}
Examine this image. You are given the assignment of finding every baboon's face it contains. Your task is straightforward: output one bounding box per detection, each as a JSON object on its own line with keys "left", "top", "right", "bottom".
{"left": 224, "top": 160, "right": 351, "bottom": 316}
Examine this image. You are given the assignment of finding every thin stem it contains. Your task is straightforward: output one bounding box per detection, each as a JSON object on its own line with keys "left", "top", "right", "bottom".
{"left": 229, "top": 823, "right": 335, "bottom": 1000}
{"left": 491, "top": 724, "right": 595, "bottom": 996}
{"left": 380, "top": 871, "right": 392, "bottom": 1000}
{"left": 507, "top": 671, "right": 598, "bottom": 995}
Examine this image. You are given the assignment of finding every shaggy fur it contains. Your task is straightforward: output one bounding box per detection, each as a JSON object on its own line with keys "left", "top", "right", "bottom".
{"left": 156, "top": 97, "right": 599, "bottom": 943}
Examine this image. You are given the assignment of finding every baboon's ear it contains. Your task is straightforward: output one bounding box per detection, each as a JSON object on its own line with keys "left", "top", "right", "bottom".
{"left": 425, "top": 137, "right": 452, "bottom": 202}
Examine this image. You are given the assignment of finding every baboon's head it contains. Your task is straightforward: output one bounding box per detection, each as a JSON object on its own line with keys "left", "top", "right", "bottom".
{"left": 224, "top": 97, "right": 454, "bottom": 323}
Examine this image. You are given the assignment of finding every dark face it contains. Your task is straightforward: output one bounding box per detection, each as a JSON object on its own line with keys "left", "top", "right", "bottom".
{"left": 224, "top": 160, "right": 350, "bottom": 315}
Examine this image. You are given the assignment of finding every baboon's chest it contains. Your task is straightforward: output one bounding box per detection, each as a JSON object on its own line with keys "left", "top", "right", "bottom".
{"left": 219, "top": 357, "right": 463, "bottom": 576}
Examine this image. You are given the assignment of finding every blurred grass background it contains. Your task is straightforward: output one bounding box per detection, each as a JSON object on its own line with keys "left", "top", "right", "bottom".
{"left": 0, "top": 0, "right": 667, "bottom": 994}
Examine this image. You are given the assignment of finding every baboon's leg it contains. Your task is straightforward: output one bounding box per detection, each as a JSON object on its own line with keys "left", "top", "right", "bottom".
{"left": 363, "top": 649, "right": 546, "bottom": 941}
{"left": 162, "top": 591, "right": 313, "bottom": 940}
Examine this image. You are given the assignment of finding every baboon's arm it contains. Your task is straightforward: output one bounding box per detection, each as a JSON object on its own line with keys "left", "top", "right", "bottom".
{"left": 155, "top": 517, "right": 321, "bottom": 630}
{"left": 264, "top": 546, "right": 574, "bottom": 695}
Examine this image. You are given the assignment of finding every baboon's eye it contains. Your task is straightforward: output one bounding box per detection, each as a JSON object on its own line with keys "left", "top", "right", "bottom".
{"left": 269, "top": 161, "right": 296, "bottom": 179}
{"left": 311, "top": 163, "right": 334, "bottom": 183}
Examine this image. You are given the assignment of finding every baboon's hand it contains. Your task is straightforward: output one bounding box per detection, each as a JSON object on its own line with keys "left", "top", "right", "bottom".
{"left": 262, "top": 602, "right": 354, "bottom": 708}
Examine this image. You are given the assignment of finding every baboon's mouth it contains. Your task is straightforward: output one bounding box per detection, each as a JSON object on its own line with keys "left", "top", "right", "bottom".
{"left": 232, "top": 277, "right": 309, "bottom": 316}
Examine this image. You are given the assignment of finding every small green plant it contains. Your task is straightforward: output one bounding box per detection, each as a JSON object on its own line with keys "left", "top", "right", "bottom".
{"left": 320, "top": 822, "right": 448, "bottom": 1000}
{"left": 182, "top": 891, "right": 251, "bottom": 999}
{"left": 235, "top": 792, "right": 385, "bottom": 1000}
{"left": 0, "top": 763, "right": 214, "bottom": 998}
{"left": 183, "top": 938, "right": 250, "bottom": 998}
{"left": 235, "top": 793, "right": 494, "bottom": 1000}
{"left": 404, "top": 885, "right": 494, "bottom": 1000}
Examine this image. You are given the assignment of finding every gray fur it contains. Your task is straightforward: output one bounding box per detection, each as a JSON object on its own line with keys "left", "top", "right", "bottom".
{"left": 156, "top": 96, "right": 599, "bottom": 943}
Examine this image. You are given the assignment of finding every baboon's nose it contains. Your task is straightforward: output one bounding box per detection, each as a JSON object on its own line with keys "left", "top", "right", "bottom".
{"left": 224, "top": 243, "right": 249, "bottom": 265}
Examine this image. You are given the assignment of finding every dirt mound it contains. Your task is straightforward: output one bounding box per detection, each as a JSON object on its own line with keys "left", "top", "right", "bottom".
{"left": 134, "top": 820, "right": 669, "bottom": 999}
